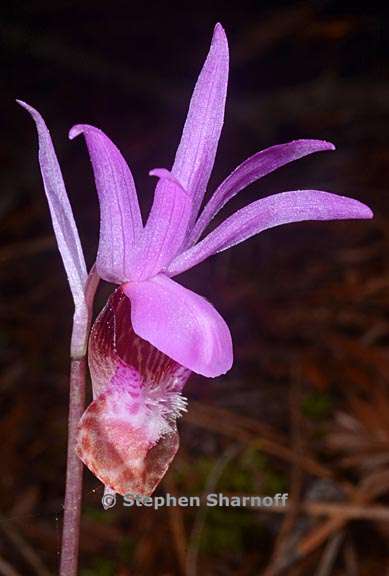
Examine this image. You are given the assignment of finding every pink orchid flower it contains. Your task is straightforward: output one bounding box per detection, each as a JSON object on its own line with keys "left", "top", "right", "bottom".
{"left": 20, "top": 24, "right": 372, "bottom": 500}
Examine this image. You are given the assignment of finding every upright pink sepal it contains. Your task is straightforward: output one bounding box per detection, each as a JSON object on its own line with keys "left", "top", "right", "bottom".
{"left": 17, "top": 101, "right": 87, "bottom": 312}
{"left": 69, "top": 124, "right": 143, "bottom": 284}
{"left": 172, "top": 23, "right": 229, "bottom": 229}
{"left": 17, "top": 100, "right": 90, "bottom": 357}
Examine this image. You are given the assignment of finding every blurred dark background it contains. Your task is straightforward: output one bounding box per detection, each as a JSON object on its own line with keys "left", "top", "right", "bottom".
{"left": 1, "top": 1, "right": 389, "bottom": 575}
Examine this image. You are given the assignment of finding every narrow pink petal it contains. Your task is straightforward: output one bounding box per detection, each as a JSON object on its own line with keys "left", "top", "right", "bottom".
{"left": 69, "top": 124, "right": 142, "bottom": 284}
{"left": 171, "top": 23, "right": 229, "bottom": 229}
{"left": 126, "top": 169, "right": 192, "bottom": 281}
{"left": 188, "top": 139, "right": 336, "bottom": 245}
{"left": 17, "top": 101, "right": 87, "bottom": 309}
{"left": 168, "top": 191, "right": 373, "bottom": 276}
{"left": 123, "top": 275, "right": 233, "bottom": 377}
{"left": 80, "top": 287, "right": 190, "bottom": 496}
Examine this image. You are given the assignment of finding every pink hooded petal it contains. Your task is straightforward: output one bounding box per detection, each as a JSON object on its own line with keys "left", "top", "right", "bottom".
{"left": 171, "top": 23, "right": 229, "bottom": 229}
{"left": 79, "top": 287, "right": 190, "bottom": 496}
{"left": 69, "top": 124, "right": 142, "bottom": 284}
{"left": 168, "top": 190, "right": 373, "bottom": 276}
{"left": 17, "top": 101, "right": 87, "bottom": 311}
{"left": 126, "top": 169, "right": 192, "bottom": 281}
{"left": 188, "top": 139, "right": 335, "bottom": 245}
{"left": 123, "top": 274, "right": 233, "bottom": 377}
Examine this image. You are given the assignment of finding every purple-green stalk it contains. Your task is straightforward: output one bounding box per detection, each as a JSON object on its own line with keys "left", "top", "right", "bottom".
{"left": 59, "top": 357, "right": 86, "bottom": 576}
{"left": 60, "top": 270, "right": 99, "bottom": 576}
